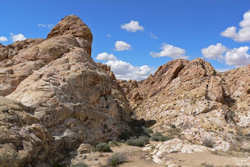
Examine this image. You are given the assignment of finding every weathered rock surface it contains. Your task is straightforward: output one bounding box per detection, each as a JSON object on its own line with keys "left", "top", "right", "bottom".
{"left": 0, "top": 15, "right": 131, "bottom": 167}
{"left": 119, "top": 58, "right": 250, "bottom": 160}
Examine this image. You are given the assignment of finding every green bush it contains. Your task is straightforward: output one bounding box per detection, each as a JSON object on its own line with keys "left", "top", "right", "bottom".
{"left": 119, "top": 130, "right": 133, "bottom": 141}
{"left": 106, "top": 153, "right": 127, "bottom": 167}
{"left": 150, "top": 132, "right": 170, "bottom": 142}
{"left": 71, "top": 163, "right": 88, "bottom": 167}
{"left": 108, "top": 141, "right": 121, "bottom": 147}
{"left": 95, "top": 143, "right": 112, "bottom": 152}
{"left": 142, "top": 127, "right": 153, "bottom": 135}
{"left": 126, "top": 136, "right": 149, "bottom": 147}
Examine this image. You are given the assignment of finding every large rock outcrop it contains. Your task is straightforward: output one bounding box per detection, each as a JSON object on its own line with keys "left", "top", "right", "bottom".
{"left": 0, "top": 15, "right": 131, "bottom": 167}
{"left": 120, "top": 58, "right": 250, "bottom": 152}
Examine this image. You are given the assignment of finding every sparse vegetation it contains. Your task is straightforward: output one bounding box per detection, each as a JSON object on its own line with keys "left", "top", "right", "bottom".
{"left": 108, "top": 140, "right": 121, "bottom": 147}
{"left": 71, "top": 163, "right": 88, "bottom": 167}
{"left": 201, "top": 163, "right": 214, "bottom": 167}
{"left": 95, "top": 143, "right": 112, "bottom": 152}
{"left": 106, "top": 153, "right": 127, "bottom": 167}
{"left": 150, "top": 132, "right": 170, "bottom": 142}
{"left": 53, "top": 164, "right": 66, "bottom": 167}
{"left": 126, "top": 136, "right": 149, "bottom": 147}
{"left": 142, "top": 127, "right": 153, "bottom": 135}
{"left": 202, "top": 137, "right": 215, "bottom": 148}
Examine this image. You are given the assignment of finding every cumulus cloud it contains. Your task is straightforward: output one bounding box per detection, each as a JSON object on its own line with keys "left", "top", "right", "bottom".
{"left": 121, "top": 20, "right": 144, "bottom": 32}
{"left": 96, "top": 52, "right": 153, "bottom": 80}
{"left": 0, "top": 36, "right": 8, "bottom": 42}
{"left": 225, "top": 46, "right": 250, "bottom": 66}
{"left": 96, "top": 52, "right": 117, "bottom": 61}
{"left": 10, "top": 33, "right": 26, "bottom": 42}
{"left": 202, "top": 43, "right": 250, "bottom": 66}
{"left": 150, "top": 43, "right": 188, "bottom": 59}
{"left": 38, "top": 24, "right": 54, "bottom": 29}
{"left": 202, "top": 43, "right": 227, "bottom": 60}
{"left": 221, "top": 11, "right": 250, "bottom": 42}
{"left": 115, "top": 41, "right": 131, "bottom": 51}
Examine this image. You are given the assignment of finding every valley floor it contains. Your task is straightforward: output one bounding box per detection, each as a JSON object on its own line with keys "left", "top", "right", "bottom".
{"left": 73, "top": 141, "right": 250, "bottom": 167}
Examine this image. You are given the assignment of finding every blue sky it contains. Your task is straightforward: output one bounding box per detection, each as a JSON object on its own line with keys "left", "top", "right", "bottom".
{"left": 0, "top": 0, "right": 249, "bottom": 80}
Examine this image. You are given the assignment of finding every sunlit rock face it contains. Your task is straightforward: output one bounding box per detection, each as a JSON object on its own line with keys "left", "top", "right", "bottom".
{"left": 119, "top": 58, "right": 250, "bottom": 153}
{"left": 0, "top": 15, "right": 131, "bottom": 167}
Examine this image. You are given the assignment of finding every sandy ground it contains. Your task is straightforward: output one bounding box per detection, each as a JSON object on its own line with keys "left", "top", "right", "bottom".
{"left": 77, "top": 142, "right": 250, "bottom": 167}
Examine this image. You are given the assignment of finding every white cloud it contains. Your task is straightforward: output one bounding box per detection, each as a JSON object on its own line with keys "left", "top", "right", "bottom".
{"left": 221, "top": 11, "right": 250, "bottom": 42}
{"left": 0, "top": 36, "right": 8, "bottom": 42}
{"left": 10, "top": 33, "right": 26, "bottom": 42}
{"left": 96, "top": 52, "right": 117, "bottom": 61}
{"left": 115, "top": 41, "right": 131, "bottom": 51}
{"left": 96, "top": 52, "right": 153, "bottom": 80}
{"left": 215, "top": 68, "right": 231, "bottom": 72}
{"left": 38, "top": 24, "right": 54, "bottom": 29}
{"left": 202, "top": 43, "right": 227, "bottom": 60}
{"left": 150, "top": 43, "right": 188, "bottom": 59}
{"left": 121, "top": 20, "right": 144, "bottom": 32}
{"left": 225, "top": 46, "right": 250, "bottom": 66}
{"left": 202, "top": 43, "right": 250, "bottom": 66}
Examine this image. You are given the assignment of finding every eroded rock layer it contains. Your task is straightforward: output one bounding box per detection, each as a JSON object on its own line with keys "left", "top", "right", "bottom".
{"left": 119, "top": 58, "right": 250, "bottom": 151}
{"left": 0, "top": 15, "right": 131, "bottom": 167}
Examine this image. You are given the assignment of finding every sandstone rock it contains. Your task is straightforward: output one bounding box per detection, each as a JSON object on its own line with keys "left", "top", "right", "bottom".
{"left": 0, "top": 15, "right": 131, "bottom": 166}
{"left": 0, "top": 96, "right": 54, "bottom": 167}
{"left": 77, "top": 143, "right": 92, "bottom": 154}
{"left": 149, "top": 138, "right": 208, "bottom": 164}
{"left": 119, "top": 58, "right": 249, "bottom": 162}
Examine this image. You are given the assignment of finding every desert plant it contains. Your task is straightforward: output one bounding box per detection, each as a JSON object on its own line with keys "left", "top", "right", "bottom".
{"left": 126, "top": 136, "right": 149, "bottom": 147}
{"left": 150, "top": 132, "right": 170, "bottom": 142}
{"left": 108, "top": 141, "right": 121, "bottom": 147}
{"left": 142, "top": 127, "right": 153, "bottom": 135}
{"left": 201, "top": 163, "right": 214, "bottom": 167}
{"left": 95, "top": 143, "right": 112, "bottom": 152}
{"left": 71, "top": 163, "right": 88, "bottom": 167}
{"left": 202, "top": 137, "right": 215, "bottom": 148}
{"left": 106, "top": 153, "right": 127, "bottom": 167}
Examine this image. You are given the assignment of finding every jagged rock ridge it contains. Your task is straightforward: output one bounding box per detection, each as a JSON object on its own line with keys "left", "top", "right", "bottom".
{"left": 119, "top": 58, "right": 250, "bottom": 163}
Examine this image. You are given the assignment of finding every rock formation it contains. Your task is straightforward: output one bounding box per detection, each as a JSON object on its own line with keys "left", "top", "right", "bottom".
{"left": 0, "top": 15, "right": 249, "bottom": 167}
{"left": 0, "top": 15, "right": 131, "bottom": 167}
{"left": 119, "top": 58, "right": 250, "bottom": 154}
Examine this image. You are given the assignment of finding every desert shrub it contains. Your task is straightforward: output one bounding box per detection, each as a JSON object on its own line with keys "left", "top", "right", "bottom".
{"left": 201, "top": 163, "right": 214, "bottom": 167}
{"left": 202, "top": 137, "right": 215, "bottom": 148}
{"left": 108, "top": 141, "right": 121, "bottom": 147}
{"left": 119, "top": 129, "right": 133, "bottom": 141}
{"left": 106, "top": 153, "right": 127, "bottom": 167}
{"left": 53, "top": 164, "right": 66, "bottom": 167}
{"left": 150, "top": 132, "right": 170, "bottom": 142}
{"left": 71, "top": 163, "right": 88, "bottom": 167}
{"left": 142, "top": 127, "right": 153, "bottom": 135}
{"left": 95, "top": 143, "right": 112, "bottom": 152}
{"left": 126, "top": 136, "right": 149, "bottom": 147}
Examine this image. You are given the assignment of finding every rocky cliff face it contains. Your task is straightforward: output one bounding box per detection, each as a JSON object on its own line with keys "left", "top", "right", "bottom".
{"left": 120, "top": 58, "right": 250, "bottom": 153}
{"left": 0, "top": 15, "right": 131, "bottom": 167}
